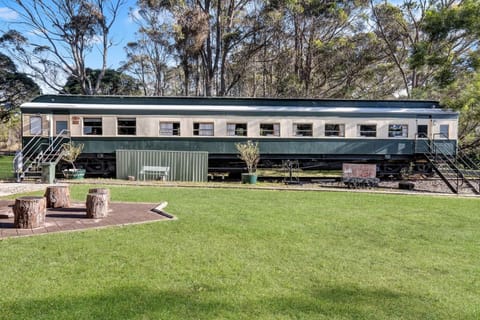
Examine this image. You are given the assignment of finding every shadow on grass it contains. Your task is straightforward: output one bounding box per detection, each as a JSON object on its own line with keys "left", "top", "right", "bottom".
{"left": 1, "top": 286, "right": 229, "bottom": 320}
{"left": 0, "top": 284, "right": 454, "bottom": 319}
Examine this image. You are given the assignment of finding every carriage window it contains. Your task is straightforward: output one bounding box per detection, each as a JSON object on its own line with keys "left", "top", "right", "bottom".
{"left": 227, "top": 123, "right": 247, "bottom": 136}
{"left": 325, "top": 124, "right": 345, "bottom": 137}
{"left": 260, "top": 123, "right": 280, "bottom": 136}
{"left": 117, "top": 118, "right": 136, "bottom": 135}
{"left": 193, "top": 122, "right": 214, "bottom": 136}
{"left": 83, "top": 118, "right": 102, "bottom": 135}
{"left": 55, "top": 121, "right": 68, "bottom": 135}
{"left": 440, "top": 124, "right": 449, "bottom": 138}
{"left": 388, "top": 124, "right": 408, "bottom": 138}
{"left": 358, "top": 124, "right": 377, "bottom": 137}
{"left": 293, "top": 123, "right": 313, "bottom": 137}
{"left": 160, "top": 122, "right": 180, "bottom": 136}
{"left": 30, "top": 116, "right": 42, "bottom": 135}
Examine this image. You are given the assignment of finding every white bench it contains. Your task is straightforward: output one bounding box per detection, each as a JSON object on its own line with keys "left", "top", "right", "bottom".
{"left": 139, "top": 166, "right": 170, "bottom": 181}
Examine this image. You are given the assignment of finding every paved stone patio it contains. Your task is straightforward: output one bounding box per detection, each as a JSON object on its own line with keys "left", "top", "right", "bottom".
{"left": 0, "top": 200, "right": 174, "bottom": 239}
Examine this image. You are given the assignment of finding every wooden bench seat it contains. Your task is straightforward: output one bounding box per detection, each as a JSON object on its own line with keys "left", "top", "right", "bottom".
{"left": 139, "top": 166, "right": 170, "bottom": 181}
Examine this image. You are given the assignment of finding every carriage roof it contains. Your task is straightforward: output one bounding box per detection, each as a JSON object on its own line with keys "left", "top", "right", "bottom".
{"left": 21, "top": 95, "right": 457, "bottom": 119}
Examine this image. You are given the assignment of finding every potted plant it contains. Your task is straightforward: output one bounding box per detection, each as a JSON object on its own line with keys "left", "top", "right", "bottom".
{"left": 235, "top": 140, "right": 260, "bottom": 184}
{"left": 61, "top": 141, "right": 85, "bottom": 179}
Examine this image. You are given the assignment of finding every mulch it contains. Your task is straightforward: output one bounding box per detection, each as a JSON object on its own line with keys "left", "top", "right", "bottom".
{"left": 0, "top": 200, "right": 175, "bottom": 239}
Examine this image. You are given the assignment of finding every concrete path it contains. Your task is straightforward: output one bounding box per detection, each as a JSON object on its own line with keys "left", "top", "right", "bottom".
{"left": 0, "top": 183, "right": 51, "bottom": 197}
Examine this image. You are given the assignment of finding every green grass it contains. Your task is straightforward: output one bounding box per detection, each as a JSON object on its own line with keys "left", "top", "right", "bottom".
{"left": 0, "top": 155, "right": 13, "bottom": 180}
{"left": 1, "top": 186, "right": 479, "bottom": 319}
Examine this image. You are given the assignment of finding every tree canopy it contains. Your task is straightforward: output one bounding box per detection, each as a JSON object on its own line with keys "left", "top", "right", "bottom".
{"left": 62, "top": 68, "right": 142, "bottom": 95}
{"left": 0, "top": 0, "right": 126, "bottom": 95}
{"left": 0, "top": 53, "right": 40, "bottom": 122}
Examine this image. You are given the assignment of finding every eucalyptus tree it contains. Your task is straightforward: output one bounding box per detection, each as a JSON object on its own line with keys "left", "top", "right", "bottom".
{"left": 122, "top": 2, "right": 173, "bottom": 96}
{"left": 0, "top": 52, "right": 40, "bottom": 149}
{"left": 200, "top": 0, "right": 273, "bottom": 96}
{"left": 418, "top": 0, "right": 480, "bottom": 154}
{"left": 0, "top": 0, "right": 126, "bottom": 95}
{"left": 417, "top": 0, "right": 480, "bottom": 89}
{"left": 369, "top": 0, "right": 477, "bottom": 98}
{"left": 0, "top": 53, "right": 40, "bottom": 122}
{"left": 126, "top": 0, "right": 206, "bottom": 96}
{"left": 128, "top": 0, "right": 273, "bottom": 96}
{"left": 259, "top": 0, "right": 372, "bottom": 98}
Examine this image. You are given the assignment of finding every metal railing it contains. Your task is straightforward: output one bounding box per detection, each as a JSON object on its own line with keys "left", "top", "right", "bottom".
{"left": 36, "top": 130, "right": 70, "bottom": 164}
{"left": 14, "top": 130, "right": 71, "bottom": 179}
{"left": 417, "top": 134, "right": 480, "bottom": 194}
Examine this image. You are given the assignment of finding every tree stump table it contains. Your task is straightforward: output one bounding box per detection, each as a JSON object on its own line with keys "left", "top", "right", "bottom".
{"left": 86, "top": 193, "right": 109, "bottom": 218}
{"left": 44, "top": 185, "right": 70, "bottom": 208}
{"left": 13, "top": 196, "right": 46, "bottom": 229}
{"left": 88, "top": 188, "right": 110, "bottom": 203}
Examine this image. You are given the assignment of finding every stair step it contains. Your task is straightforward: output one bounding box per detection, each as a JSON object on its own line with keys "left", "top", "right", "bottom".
{"left": 24, "top": 171, "right": 41, "bottom": 175}
{"left": 422, "top": 139, "right": 480, "bottom": 195}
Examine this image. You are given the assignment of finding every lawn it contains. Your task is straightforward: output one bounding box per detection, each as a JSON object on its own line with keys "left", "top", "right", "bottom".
{"left": 0, "top": 155, "right": 13, "bottom": 180}
{"left": 1, "top": 185, "right": 479, "bottom": 319}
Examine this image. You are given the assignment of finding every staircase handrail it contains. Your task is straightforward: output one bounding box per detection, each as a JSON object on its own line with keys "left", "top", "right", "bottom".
{"left": 432, "top": 133, "right": 480, "bottom": 170}
{"left": 430, "top": 135, "right": 480, "bottom": 194}
{"left": 456, "top": 148, "right": 480, "bottom": 171}
{"left": 37, "top": 130, "right": 71, "bottom": 163}
{"left": 21, "top": 142, "right": 49, "bottom": 169}
{"left": 418, "top": 135, "right": 460, "bottom": 193}
{"left": 14, "top": 134, "right": 43, "bottom": 162}
{"left": 430, "top": 137, "right": 465, "bottom": 177}
{"left": 17, "top": 130, "right": 71, "bottom": 178}
{"left": 431, "top": 138, "right": 480, "bottom": 178}
{"left": 413, "top": 132, "right": 433, "bottom": 154}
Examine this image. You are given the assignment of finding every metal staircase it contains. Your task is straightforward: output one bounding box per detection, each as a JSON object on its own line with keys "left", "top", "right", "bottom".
{"left": 13, "top": 130, "right": 71, "bottom": 181}
{"left": 418, "top": 136, "right": 480, "bottom": 195}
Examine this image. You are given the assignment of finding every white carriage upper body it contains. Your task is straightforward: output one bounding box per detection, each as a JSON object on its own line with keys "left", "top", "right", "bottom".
{"left": 20, "top": 95, "right": 458, "bottom": 140}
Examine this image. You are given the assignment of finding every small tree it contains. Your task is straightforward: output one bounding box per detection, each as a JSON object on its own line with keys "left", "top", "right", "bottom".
{"left": 235, "top": 140, "right": 260, "bottom": 175}
{"left": 62, "top": 142, "right": 84, "bottom": 170}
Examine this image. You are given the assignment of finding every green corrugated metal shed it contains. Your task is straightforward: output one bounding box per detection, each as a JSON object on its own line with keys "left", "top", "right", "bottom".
{"left": 116, "top": 150, "right": 208, "bottom": 182}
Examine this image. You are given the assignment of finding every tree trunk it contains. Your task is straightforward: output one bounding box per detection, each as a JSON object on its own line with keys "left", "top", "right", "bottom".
{"left": 44, "top": 185, "right": 71, "bottom": 208}
{"left": 182, "top": 59, "right": 190, "bottom": 96}
{"left": 13, "top": 196, "right": 46, "bottom": 228}
{"left": 86, "top": 193, "right": 109, "bottom": 219}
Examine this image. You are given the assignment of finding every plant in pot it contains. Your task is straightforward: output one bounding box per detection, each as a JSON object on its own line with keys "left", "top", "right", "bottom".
{"left": 235, "top": 140, "right": 260, "bottom": 184}
{"left": 61, "top": 141, "right": 85, "bottom": 179}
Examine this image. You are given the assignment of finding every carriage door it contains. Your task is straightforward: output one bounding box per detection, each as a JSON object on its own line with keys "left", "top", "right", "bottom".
{"left": 417, "top": 125, "right": 428, "bottom": 139}
{"left": 415, "top": 116, "right": 430, "bottom": 153}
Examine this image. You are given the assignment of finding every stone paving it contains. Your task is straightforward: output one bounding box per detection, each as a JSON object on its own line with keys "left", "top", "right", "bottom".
{"left": 0, "top": 200, "right": 174, "bottom": 239}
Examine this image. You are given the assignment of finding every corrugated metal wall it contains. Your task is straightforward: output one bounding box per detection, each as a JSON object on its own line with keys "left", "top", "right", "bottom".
{"left": 116, "top": 150, "right": 208, "bottom": 182}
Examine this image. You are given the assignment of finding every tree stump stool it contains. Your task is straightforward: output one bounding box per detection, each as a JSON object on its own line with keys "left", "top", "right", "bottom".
{"left": 44, "top": 185, "right": 70, "bottom": 208}
{"left": 86, "top": 193, "right": 109, "bottom": 218}
{"left": 88, "top": 188, "right": 110, "bottom": 203}
{"left": 13, "top": 196, "right": 46, "bottom": 229}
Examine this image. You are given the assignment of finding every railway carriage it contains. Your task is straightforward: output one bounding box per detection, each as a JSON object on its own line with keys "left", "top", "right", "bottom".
{"left": 20, "top": 95, "right": 459, "bottom": 178}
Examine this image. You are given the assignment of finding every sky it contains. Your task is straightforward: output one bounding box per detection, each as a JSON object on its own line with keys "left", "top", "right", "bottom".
{"left": 0, "top": 0, "right": 140, "bottom": 71}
